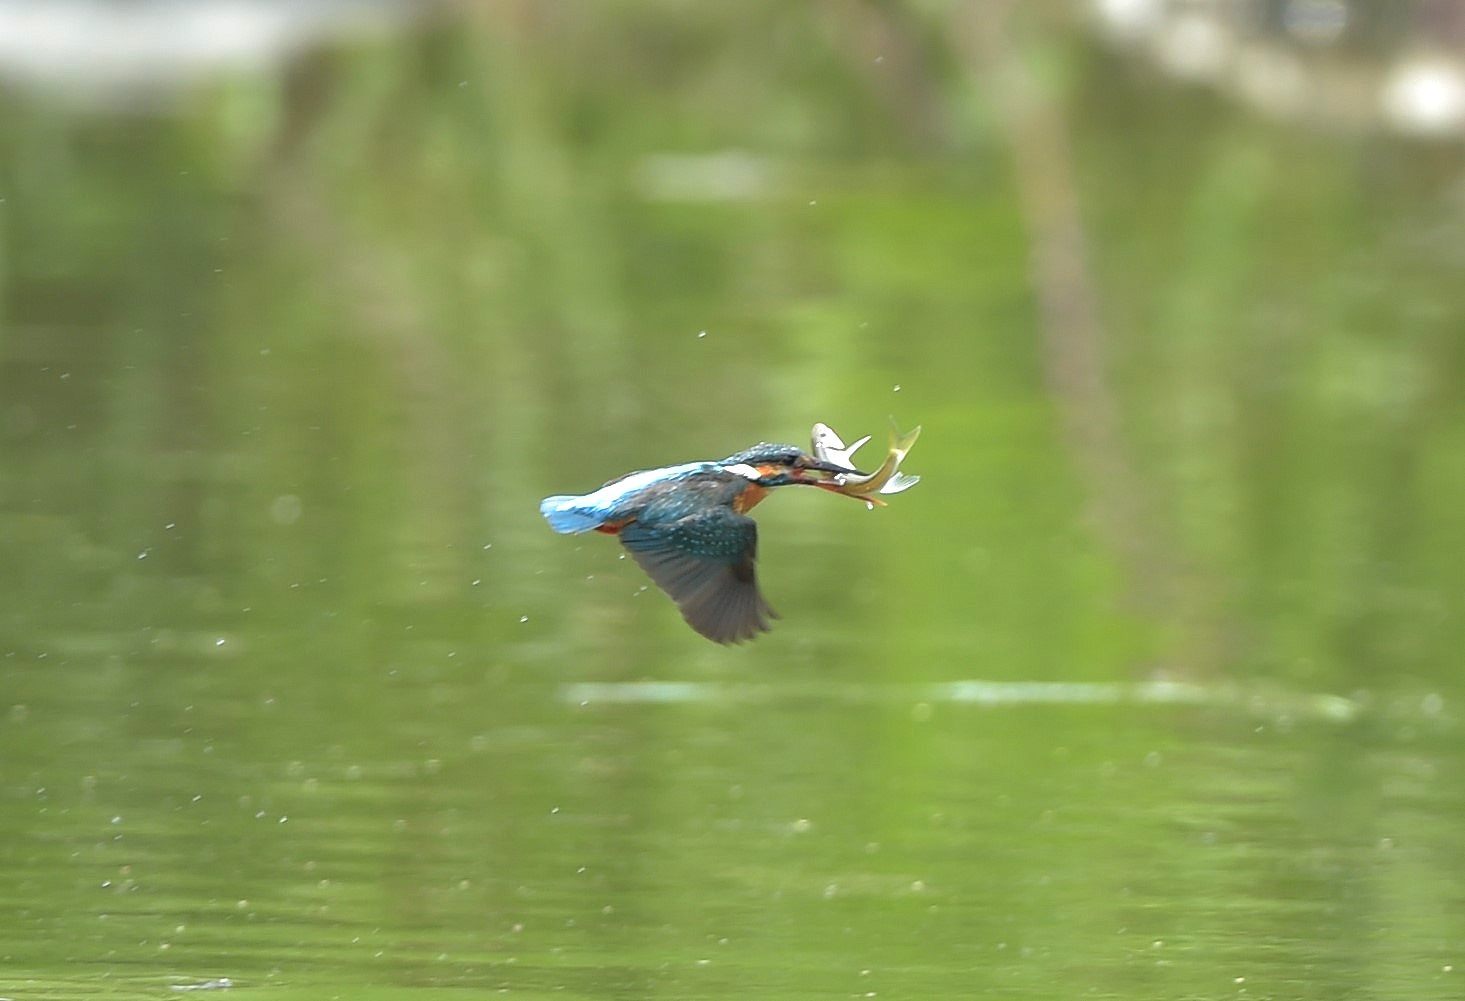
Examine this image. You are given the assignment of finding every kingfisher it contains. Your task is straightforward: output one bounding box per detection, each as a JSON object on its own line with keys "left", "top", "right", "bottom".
{"left": 540, "top": 443, "right": 860, "bottom": 643}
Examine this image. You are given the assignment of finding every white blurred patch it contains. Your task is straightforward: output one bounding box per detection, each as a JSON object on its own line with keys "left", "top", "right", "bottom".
{"left": 1233, "top": 43, "right": 1310, "bottom": 120}
{"left": 1152, "top": 10, "right": 1232, "bottom": 83}
{"left": 1091, "top": 0, "right": 1163, "bottom": 43}
{"left": 1382, "top": 57, "right": 1465, "bottom": 137}
{"left": 269, "top": 493, "right": 303, "bottom": 525}
{"left": 0, "top": 0, "right": 421, "bottom": 111}
{"left": 634, "top": 151, "right": 774, "bottom": 202}
{"left": 1087, "top": 0, "right": 1465, "bottom": 142}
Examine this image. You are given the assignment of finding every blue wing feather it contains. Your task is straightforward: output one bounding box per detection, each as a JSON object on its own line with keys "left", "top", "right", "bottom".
{"left": 620, "top": 507, "right": 775, "bottom": 643}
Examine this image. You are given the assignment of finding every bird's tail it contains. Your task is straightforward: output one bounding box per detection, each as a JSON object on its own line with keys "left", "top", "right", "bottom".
{"left": 539, "top": 495, "right": 604, "bottom": 534}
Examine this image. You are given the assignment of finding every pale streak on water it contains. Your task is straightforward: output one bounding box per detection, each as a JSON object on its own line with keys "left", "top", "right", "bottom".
{"left": 559, "top": 678, "right": 1364, "bottom": 721}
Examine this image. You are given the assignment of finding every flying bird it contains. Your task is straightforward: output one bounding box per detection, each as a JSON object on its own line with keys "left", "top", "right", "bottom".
{"left": 539, "top": 443, "right": 857, "bottom": 643}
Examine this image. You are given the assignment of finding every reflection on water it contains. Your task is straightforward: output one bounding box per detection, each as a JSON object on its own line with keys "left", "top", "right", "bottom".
{"left": 0, "top": 0, "right": 426, "bottom": 110}
{"left": 2, "top": 3, "right": 1464, "bottom": 998}
{"left": 562, "top": 678, "right": 1366, "bottom": 724}
{"left": 1092, "top": 0, "right": 1465, "bottom": 137}
{"left": 3, "top": 656, "right": 1460, "bottom": 998}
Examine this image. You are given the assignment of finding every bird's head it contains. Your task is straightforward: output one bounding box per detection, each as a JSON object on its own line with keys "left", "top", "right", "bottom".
{"left": 718, "top": 443, "right": 858, "bottom": 488}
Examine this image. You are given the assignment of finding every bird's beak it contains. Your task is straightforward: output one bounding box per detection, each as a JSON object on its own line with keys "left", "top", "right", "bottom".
{"left": 801, "top": 457, "right": 865, "bottom": 479}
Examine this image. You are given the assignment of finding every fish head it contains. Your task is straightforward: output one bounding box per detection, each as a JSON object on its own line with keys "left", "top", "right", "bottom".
{"left": 811, "top": 422, "right": 872, "bottom": 472}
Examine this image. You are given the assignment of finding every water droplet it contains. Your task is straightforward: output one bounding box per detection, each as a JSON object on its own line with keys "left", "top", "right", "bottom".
{"left": 270, "top": 494, "right": 303, "bottom": 525}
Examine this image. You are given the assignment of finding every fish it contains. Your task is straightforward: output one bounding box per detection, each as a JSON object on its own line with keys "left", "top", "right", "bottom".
{"left": 810, "top": 423, "right": 870, "bottom": 472}
{"left": 811, "top": 420, "right": 922, "bottom": 509}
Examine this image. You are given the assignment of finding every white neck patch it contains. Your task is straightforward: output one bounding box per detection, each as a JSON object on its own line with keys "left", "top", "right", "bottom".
{"left": 724, "top": 462, "right": 762, "bottom": 481}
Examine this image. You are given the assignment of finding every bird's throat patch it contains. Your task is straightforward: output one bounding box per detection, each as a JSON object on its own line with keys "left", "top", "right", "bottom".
{"left": 732, "top": 484, "right": 768, "bottom": 513}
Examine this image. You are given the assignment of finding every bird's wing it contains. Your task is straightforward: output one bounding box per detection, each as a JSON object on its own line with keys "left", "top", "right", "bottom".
{"left": 619, "top": 507, "right": 778, "bottom": 643}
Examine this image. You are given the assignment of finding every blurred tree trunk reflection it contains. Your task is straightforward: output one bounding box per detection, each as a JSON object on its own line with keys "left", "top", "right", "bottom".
{"left": 959, "top": 3, "right": 1210, "bottom": 674}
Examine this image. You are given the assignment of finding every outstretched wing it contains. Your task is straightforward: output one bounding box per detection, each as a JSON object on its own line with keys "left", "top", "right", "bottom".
{"left": 619, "top": 507, "right": 778, "bottom": 643}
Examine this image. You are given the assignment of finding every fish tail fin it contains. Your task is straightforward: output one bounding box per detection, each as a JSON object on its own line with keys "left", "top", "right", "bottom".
{"left": 540, "top": 495, "right": 604, "bottom": 534}
{"left": 886, "top": 418, "right": 922, "bottom": 457}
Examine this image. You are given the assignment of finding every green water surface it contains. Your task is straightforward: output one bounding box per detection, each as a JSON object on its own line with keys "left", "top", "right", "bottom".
{"left": 2, "top": 5, "right": 1463, "bottom": 999}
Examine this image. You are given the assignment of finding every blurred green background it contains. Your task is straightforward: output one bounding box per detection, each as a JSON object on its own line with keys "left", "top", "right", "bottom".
{"left": 2, "top": 2, "right": 1463, "bottom": 998}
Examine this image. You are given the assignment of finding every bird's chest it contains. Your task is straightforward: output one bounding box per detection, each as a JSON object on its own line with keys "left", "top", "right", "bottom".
{"left": 731, "top": 483, "right": 768, "bottom": 514}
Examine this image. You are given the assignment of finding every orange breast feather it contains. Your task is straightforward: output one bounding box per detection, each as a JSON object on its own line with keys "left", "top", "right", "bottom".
{"left": 732, "top": 483, "right": 768, "bottom": 514}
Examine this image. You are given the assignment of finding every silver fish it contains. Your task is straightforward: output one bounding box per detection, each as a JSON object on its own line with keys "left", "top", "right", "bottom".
{"left": 811, "top": 420, "right": 921, "bottom": 509}
{"left": 810, "top": 422, "right": 871, "bottom": 471}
